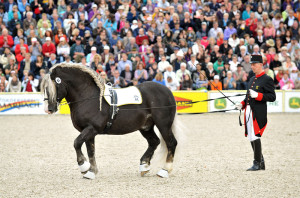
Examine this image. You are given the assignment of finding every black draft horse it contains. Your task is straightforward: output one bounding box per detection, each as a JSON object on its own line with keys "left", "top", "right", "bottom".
{"left": 41, "top": 63, "right": 180, "bottom": 179}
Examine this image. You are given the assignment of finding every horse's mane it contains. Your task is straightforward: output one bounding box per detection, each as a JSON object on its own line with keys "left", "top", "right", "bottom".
{"left": 50, "top": 63, "right": 105, "bottom": 111}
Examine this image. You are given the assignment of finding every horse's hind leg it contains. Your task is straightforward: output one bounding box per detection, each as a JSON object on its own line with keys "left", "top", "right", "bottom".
{"left": 156, "top": 127, "right": 177, "bottom": 178}
{"left": 74, "top": 125, "right": 97, "bottom": 179}
{"left": 139, "top": 126, "right": 160, "bottom": 176}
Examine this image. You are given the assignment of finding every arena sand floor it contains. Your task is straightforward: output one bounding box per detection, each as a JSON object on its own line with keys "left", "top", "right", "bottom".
{"left": 0, "top": 114, "right": 299, "bottom": 198}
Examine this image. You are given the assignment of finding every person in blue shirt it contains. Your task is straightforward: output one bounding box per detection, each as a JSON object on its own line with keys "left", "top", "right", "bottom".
{"left": 242, "top": 4, "right": 252, "bottom": 20}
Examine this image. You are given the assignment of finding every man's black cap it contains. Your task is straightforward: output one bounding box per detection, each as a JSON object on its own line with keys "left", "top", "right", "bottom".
{"left": 250, "top": 55, "right": 263, "bottom": 64}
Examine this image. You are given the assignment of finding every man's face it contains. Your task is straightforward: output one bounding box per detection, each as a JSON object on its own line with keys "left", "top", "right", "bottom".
{"left": 114, "top": 71, "right": 120, "bottom": 77}
{"left": 251, "top": 63, "right": 263, "bottom": 74}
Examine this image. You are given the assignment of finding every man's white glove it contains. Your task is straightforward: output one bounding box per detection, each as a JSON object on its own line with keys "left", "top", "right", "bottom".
{"left": 235, "top": 103, "right": 243, "bottom": 110}
{"left": 249, "top": 89, "right": 258, "bottom": 98}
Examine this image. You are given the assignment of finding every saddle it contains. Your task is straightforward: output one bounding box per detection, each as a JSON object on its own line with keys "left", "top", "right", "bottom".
{"left": 102, "top": 84, "right": 142, "bottom": 134}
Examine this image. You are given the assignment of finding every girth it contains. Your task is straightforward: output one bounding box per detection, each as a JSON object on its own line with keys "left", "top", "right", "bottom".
{"left": 102, "top": 88, "right": 119, "bottom": 134}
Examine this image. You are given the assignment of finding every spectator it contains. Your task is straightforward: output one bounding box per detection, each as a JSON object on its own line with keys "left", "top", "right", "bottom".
{"left": 280, "top": 72, "right": 295, "bottom": 90}
{"left": 233, "top": 64, "right": 247, "bottom": 90}
{"left": 181, "top": 74, "right": 193, "bottom": 90}
{"left": 152, "top": 72, "right": 166, "bottom": 86}
{"left": 22, "top": 72, "right": 38, "bottom": 92}
{"left": 110, "top": 70, "right": 126, "bottom": 88}
{"left": 0, "top": 29, "right": 14, "bottom": 52}
{"left": 42, "top": 37, "right": 56, "bottom": 60}
{"left": 175, "top": 62, "right": 191, "bottom": 84}
{"left": 134, "top": 62, "right": 148, "bottom": 84}
{"left": 118, "top": 53, "right": 132, "bottom": 73}
{"left": 7, "top": 73, "right": 21, "bottom": 92}
{"left": 210, "top": 75, "right": 222, "bottom": 90}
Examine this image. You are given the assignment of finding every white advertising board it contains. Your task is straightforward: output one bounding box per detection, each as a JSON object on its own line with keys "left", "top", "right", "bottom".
{"left": 0, "top": 93, "right": 46, "bottom": 115}
{"left": 284, "top": 91, "right": 300, "bottom": 112}
{"left": 209, "top": 91, "right": 283, "bottom": 113}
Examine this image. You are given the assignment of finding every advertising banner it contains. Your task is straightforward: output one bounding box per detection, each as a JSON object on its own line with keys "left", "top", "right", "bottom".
{"left": 172, "top": 91, "right": 208, "bottom": 113}
{"left": 0, "top": 93, "right": 46, "bottom": 115}
{"left": 284, "top": 91, "right": 300, "bottom": 112}
{"left": 209, "top": 91, "right": 283, "bottom": 113}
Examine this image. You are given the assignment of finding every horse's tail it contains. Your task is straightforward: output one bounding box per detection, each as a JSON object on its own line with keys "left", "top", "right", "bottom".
{"left": 152, "top": 114, "right": 187, "bottom": 169}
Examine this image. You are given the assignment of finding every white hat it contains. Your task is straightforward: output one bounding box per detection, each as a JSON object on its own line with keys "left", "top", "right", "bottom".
{"left": 133, "top": 20, "right": 138, "bottom": 24}
{"left": 31, "top": 37, "right": 37, "bottom": 42}
{"left": 91, "top": 46, "right": 97, "bottom": 51}
{"left": 59, "top": 37, "right": 65, "bottom": 41}
{"left": 104, "top": 45, "right": 110, "bottom": 50}
{"left": 176, "top": 50, "right": 184, "bottom": 57}
{"left": 92, "top": 4, "right": 97, "bottom": 8}
{"left": 46, "top": 37, "right": 51, "bottom": 41}
{"left": 214, "top": 75, "right": 220, "bottom": 80}
{"left": 142, "top": 7, "right": 147, "bottom": 11}
{"left": 118, "top": 5, "right": 124, "bottom": 10}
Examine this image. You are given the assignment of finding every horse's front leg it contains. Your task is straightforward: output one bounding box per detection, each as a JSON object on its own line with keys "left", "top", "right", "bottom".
{"left": 74, "top": 125, "right": 97, "bottom": 179}
{"left": 85, "top": 137, "right": 98, "bottom": 174}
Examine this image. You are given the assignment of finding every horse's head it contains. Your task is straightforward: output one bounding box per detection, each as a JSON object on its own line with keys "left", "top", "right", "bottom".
{"left": 41, "top": 69, "right": 67, "bottom": 114}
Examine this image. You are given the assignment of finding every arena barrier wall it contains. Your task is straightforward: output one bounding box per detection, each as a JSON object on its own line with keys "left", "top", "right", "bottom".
{"left": 1, "top": 91, "right": 299, "bottom": 115}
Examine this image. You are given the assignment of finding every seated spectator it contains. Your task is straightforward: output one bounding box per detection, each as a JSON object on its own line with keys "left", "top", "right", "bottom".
{"left": 229, "top": 54, "right": 239, "bottom": 72}
{"left": 101, "top": 46, "right": 114, "bottom": 66}
{"left": 233, "top": 64, "right": 248, "bottom": 90}
{"left": 193, "top": 70, "right": 208, "bottom": 91}
{"left": 282, "top": 55, "right": 297, "bottom": 73}
{"left": 90, "top": 54, "right": 102, "bottom": 71}
{"left": 213, "top": 57, "right": 224, "bottom": 74}
{"left": 31, "top": 55, "right": 46, "bottom": 79}
{"left": 0, "top": 29, "right": 14, "bottom": 53}
{"left": 29, "top": 37, "right": 42, "bottom": 61}
{"left": 4, "top": 58, "right": 18, "bottom": 79}
{"left": 42, "top": 37, "right": 56, "bottom": 60}
{"left": 158, "top": 55, "right": 170, "bottom": 72}
{"left": 7, "top": 73, "right": 21, "bottom": 92}
{"left": 280, "top": 72, "right": 295, "bottom": 90}
{"left": 70, "top": 36, "right": 84, "bottom": 62}
{"left": 19, "top": 53, "right": 33, "bottom": 80}
{"left": 223, "top": 71, "right": 236, "bottom": 90}
{"left": 210, "top": 75, "right": 222, "bottom": 90}
{"left": 110, "top": 70, "right": 127, "bottom": 88}
{"left": 0, "top": 48, "right": 16, "bottom": 69}
{"left": 206, "top": 62, "right": 217, "bottom": 81}
{"left": 118, "top": 53, "right": 132, "bottom": 73}
{"left": 22, "top": 72, "right": 38, "bottom": 92}
{"left": 166, "top": 76, "right": 179, "bottom": 91}
{"left": 180, "top": 74, "right": 193, "bottom": 90}
{"left": 134, "top": 62, "right": 148, "bottom": 84}
{"left": 175, "top": 62, "right": 191, "bottom": 84}
{"left": 47, "top": 53, "right": 59, "bottom": 69}
{"left": 152, "top": 72, "right": 166, "bottom": 86}
{"left": 294, "top": 71, "right": 300, "bottom": 89}
{"left": 136, "top": 28, "right": 149, "bottom": 46}
{"left": 120, "top": 64, "right": 134, "bottom": 86}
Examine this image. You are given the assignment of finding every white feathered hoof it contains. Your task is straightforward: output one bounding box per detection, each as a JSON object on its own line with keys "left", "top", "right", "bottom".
{"left": 157, "top": 169, "right": 169, "bottom": 178}
{"left": 139, "top": 164, "right": 151, "bottom": 177}
{"left": 83, "top": 171, "right": 95, "bottom": 180}
{"left": 78, "top": 161, "right": 90, "bottom": 173}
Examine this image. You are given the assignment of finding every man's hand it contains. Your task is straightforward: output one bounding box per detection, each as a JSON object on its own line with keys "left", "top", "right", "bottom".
{"left": 250, "top": 89, "right": 258, "bottom": 98}
{"left": 235, "top": 103, "right": 243, "bottom": 110}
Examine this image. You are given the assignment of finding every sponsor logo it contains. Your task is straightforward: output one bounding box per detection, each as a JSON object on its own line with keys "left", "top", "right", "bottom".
{"left": 0, "top": 100, "right": 42, "bottom": 112}
{"left": 289, "top": 97, "right": 300, "bottom": 109}
{"left": 174, "top": 96, "right": 192, "bottom": 110}
{"left": 214, "top": 98, "right": 226, "bottom": 109}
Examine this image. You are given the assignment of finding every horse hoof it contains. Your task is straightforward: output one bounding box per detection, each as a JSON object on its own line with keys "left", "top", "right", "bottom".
{"left": 83, "top": 171, "right": 95, "bottom": 180}
{"left": 79, "top": 161, "right": 90, "bottom": 173}
{"left": 157, "top": 169, "right": 169, "bottom": 178}
{"left": 139, "top": 164, "right": 150, "bottom": 177}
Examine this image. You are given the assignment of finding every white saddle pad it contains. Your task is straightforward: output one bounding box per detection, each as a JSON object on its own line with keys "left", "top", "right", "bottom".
{"left": 104, "top": 84, "right": 143, "bottom": 106}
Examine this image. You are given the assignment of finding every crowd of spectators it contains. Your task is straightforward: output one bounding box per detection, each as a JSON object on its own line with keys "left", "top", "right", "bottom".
{"left": 1, "top": 0, "right": 300, "bottom": 93}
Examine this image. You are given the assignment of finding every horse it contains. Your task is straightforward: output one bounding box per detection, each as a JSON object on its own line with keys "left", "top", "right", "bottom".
{"left": 41, "top": 63, "right": 180, "bottom": 179}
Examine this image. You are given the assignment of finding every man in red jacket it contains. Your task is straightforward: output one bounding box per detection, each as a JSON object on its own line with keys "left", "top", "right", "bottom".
{"left": 136, "top": 28, "right": 149, "bottom": 46}
{"left": 42, "top": 37, "right": 56, "bottom": 60}
{"left": 0, "top": 29, "right": 14, "bottom": 53}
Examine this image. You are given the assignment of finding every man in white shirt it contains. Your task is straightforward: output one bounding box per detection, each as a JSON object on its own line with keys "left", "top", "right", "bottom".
{"left": 176, "top": 63, "right": 191, "bottom": 83}
{"left": 157, "top": 0, "right": 170, "bottom": 12}
{"left": 208, "top": 22, "right": 223, "bottom": 39}
{"left": 158, "top": 55, "right": 170, "bottom": 72}
{"left": 187, "top": 54, "right": 199, "bottom": 73}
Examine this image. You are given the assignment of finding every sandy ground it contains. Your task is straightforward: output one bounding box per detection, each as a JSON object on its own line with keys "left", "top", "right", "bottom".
{"left": 0, "top": 114, "right": 299, "bottom": 198}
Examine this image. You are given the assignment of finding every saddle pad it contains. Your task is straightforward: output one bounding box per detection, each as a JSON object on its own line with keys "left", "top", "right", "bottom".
{"left": 104, "top": 84, "right": 143, "bottom": 106}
